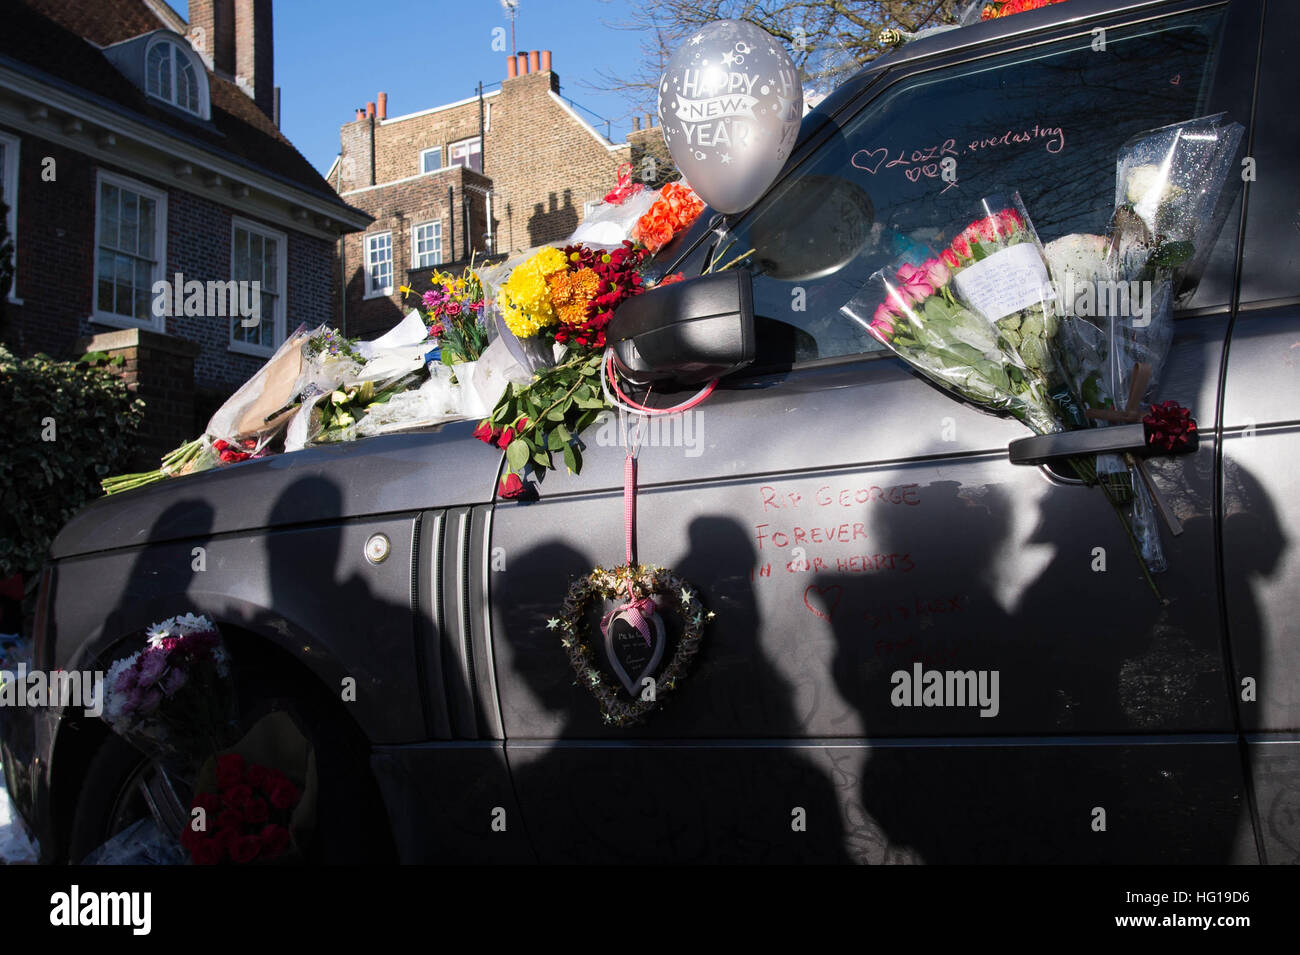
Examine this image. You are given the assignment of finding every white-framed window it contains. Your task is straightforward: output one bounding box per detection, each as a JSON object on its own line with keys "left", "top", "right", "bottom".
{"left": 420, "top": 147, "right": 442, "bottom": 175}
{"left": 145, "top": 36, "right": 205, "bottom": 117}
{"left": 365, "top": 231, "right": 393, "bottom": 298}
{"left": 92, "top": 170, "right": 167, "bottom": 330}
{"left": 411, "top": 221, "right": 442, "bottom": 269}
{"left": 230, "top": 217, "right": 287, "bottom": 356}
{"left": 0, "top": 131, "right": 19, "bottom": 303}
{"left": 449, "top": 137, "right": 482, "bottom": 173}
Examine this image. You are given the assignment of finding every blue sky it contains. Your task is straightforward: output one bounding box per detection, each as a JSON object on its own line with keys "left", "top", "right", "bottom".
{"left": 173, "top": 0, "right": 651, "bottom": 176}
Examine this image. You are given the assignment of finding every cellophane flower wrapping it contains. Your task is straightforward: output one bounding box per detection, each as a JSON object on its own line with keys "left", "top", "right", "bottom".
{"left": 845, "top": 260, "right": 1061, "bottom": 436}
{"left": 844, "top": 193, "right": 1065, "bottom": 436}
{"left": 102, "top": 614, "right": 236, "bottom": 775}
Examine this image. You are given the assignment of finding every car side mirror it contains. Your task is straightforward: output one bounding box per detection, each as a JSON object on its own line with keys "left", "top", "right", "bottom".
{"left": 606, "top": 271, "right": 755, "bottom": 386}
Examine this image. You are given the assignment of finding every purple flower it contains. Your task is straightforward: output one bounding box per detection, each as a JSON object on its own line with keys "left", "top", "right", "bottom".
{"left": 136, "top": 649, "right": 167, "bottom": 687}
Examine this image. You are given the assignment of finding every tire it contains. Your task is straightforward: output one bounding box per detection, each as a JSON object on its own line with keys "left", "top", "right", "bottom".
{"left": 68, "top": 653, "right": 398, "bottom": 865}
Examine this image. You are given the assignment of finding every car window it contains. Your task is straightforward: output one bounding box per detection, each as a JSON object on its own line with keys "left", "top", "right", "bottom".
{"left": 717, "top": 8, "right": 1229, "bottom": 370}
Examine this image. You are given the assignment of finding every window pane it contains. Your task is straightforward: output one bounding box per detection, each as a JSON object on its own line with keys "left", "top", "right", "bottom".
{"left": 263, "top": 237, "right": 278, "bottom": 291}
{"left": 115, "top": 253, "right": 134, "bottom": 316}
{"left": 178, "top": 59, "right": 198, "bottom": 113}
{"left": 138, "top": 196, "right": 155, "bottom": 258}
{"left": 96, "top": 252, "right": 115, "bottom": 314}
{"left": 250, "top": 233, "right": 264, "bottom": 282}
{"left": 720, "top": 9, "right": 1227, "bottom": 367}
{"left": 100, "top": 183, "right": 119, "bottom": 250}
{"left": 134, "top": 258, "right": 152, "bottom": 319}
{"left": 146, "top": 44, "right": 167, "bottom": 97}
{"left": 233, "top": 229, "right": 249, "bottom": 280}
{"left": 120, "top": 191, "right": 139, "bottom": 254}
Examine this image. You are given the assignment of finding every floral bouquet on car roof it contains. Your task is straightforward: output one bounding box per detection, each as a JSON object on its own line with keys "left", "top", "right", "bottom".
{"left": 402, "top": 259, "right": 489, "bottom": 366}
{"left": 476, "top": 240, "right": 652, "bottom": 498}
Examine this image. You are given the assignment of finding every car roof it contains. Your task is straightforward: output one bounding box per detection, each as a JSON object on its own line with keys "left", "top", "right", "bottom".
{"left": 808, "top": 0, "right": 1186, "bottom": 130}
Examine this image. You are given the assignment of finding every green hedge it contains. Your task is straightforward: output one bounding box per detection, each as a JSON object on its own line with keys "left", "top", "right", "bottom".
{"left": 0, "top": 346, "right": 145, "bottom": 577}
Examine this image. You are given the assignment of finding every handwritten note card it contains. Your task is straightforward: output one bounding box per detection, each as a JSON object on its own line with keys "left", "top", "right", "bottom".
{"left": 952, "top": 244, "right": 1050, "bottom": 321}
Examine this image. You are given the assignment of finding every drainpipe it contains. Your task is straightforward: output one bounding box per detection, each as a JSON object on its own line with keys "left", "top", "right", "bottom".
{"left": 462, "top": 187, "right": 470, "bottom": 261}
{"left": 336, "top": 151, "right": 346, "bottom": 336}
{"left": 478, "top": 81, "right": 485, "bottom": 176}
{"left": 447, "top": 185, "right": 455, "bottom": 265}
{"left": 485, "top": 190, "right": 493, "bottom": 255}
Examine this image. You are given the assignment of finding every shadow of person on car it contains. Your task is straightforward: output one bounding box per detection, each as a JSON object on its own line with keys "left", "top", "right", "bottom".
{"left": 816, "top": 477, "right": 1136, "bottom": 863}
{"left": 501, "top": 517, "right": 850, "bottom": 863}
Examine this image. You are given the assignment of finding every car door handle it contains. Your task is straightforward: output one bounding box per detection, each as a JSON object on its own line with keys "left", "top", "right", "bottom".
{"left": 1008, "top": 423, "right": 1167, "bottom": 466}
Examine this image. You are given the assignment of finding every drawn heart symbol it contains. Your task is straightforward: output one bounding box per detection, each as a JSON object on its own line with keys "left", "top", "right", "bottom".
{"left": 1169, "top": 74, "right": 1180, "bottom": 85}
{"left": 851, "top": 147, "right": 888, "bottom": 175}
{"left": 904, "top": 166, "right": 923, "bottom": 182}
{"left": 803, "top": 584, "right": 843, "bottom": 622}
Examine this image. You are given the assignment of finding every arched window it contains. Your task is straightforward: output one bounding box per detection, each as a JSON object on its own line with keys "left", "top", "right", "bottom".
{"left": 145, "top": 37, "right": 202, "bottom": 116}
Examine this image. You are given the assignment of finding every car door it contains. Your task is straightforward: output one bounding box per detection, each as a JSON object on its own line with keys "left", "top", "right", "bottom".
{"left": 490, "top": 0, "right": 1262, "bottom": 863}
{"left": 1218, "top": 0, "right": 1300, "bottom": 866}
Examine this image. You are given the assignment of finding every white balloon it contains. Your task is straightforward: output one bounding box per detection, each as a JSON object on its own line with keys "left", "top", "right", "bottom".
{"left": 658, "top": 20, "right": 803, "bottom": 214}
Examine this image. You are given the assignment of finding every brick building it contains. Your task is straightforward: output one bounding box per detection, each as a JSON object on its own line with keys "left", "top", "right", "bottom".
{"left": 0, "top": 0, "right": 368, "bottom": 467}
{"left": 332, "top": 50, "right": 673, "bottom": 339}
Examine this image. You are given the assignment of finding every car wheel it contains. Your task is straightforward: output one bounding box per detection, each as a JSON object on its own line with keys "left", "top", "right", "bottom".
{"left": 68, "top": 661, "right": 397, "bottom": 864}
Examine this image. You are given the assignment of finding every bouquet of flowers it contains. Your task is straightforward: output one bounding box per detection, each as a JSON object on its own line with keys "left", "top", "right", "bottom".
{"left": 479, "top": 240, "right": 651, "bottom": 497}
{"left": 853, "top": 196, "right": 1064, "bottom": 436}
{"left": 402, "top": 262, "right": 489, "bottom": 366}
{"left": 102, "top": 613, "right": 236, "bottom": 772}
{"left": 848, "top": 193, "right": 1170, "bottom": 594}
{"left": 182, "top": 752, "right": 301, "bottom": 865}
{"left": 632, "top": 181, "right": 706, "bottom": 254}
{"left": 1045, "top": 114, "right": 1243, "bottom": 574}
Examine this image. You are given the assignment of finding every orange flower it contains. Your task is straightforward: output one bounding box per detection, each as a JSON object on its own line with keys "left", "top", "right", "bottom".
{"left": 634, "top": 182, "right": 705, "bottom": 253}
{"left": 547, "top": 267, "right": 601, "bottom": 325}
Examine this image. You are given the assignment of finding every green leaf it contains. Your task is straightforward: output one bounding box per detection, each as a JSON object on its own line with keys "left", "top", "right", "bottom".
{"left": 532, "top": 449, "right": 552, "bottom": 468}
{"left": 562, "top": 443, "right": 582, "bottom": 474}
{"left": 506, "top": 439, "right": 529, "bottom": 472}
{"left": 546, "top": 429, "right": 567, "bottom": 451}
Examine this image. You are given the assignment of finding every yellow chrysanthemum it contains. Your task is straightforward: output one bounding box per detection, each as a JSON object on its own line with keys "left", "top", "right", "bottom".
{"left": 499, "top": 247, "right": 570, "bottom": 338}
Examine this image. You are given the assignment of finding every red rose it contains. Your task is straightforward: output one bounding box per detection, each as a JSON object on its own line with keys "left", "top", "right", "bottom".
{"left": 222, "top": 783, "right": 253, "bottom": 810}
{"left": 191, "top": 838, "right": 224, "bottom": 866}
{"left": 244, "top": 798, "right": 270, "bottom": 824}
{"left": 260, "top": 824, "right": 291, "bottom": 859}
{"left": 658, "top": 272, "right": 686, "bottom": 286}
{"left": 230, "top": 834, "right": 262, "bottom": 864}
{"left": 213, "top": 439, "right": 229, "bottom": 452}
{"left": 213, "top": 826, "right": 240, "bottom": 851}
{"left": 269, "top": 779, "right": 301, "bottom": 811}
{"left": 247, "top": 764, "right": 271, "bottom": 789}
{"left": 496, "top": 418, "right": 527, "bottom": 450}
{"left": 499, "top": 473, "right": 525, "bottom": 499}
{"left": 217, "top": 807, "right": 244, "bottom": 830}
{"left": 192, "top": 791, "right": 221, "bottom": 814}
{"left": 215, "top": 754, "right": 245, "bottom": 789}
{"left": 473, "top": 420, "right": 498, "bottom": 444}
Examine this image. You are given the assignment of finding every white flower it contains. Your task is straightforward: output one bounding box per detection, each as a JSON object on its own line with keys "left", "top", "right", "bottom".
{"left": 145, "top": 622, "right": 171, "bottom": 647}
{"left": 173, "top": 613, "right": 214, "bottom": 635}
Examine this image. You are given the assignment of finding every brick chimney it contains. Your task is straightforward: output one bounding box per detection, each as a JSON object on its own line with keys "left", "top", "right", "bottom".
{"left": 189, "top": 0, "right": 276, "bottom": 121}
{"left": 234, "top": 0, "right": 275, "bottom": 120}
{"left": 188, "top": 0, "right": 234, "bottom": 74}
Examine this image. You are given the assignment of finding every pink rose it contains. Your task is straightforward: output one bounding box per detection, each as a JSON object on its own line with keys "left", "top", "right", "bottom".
{"left": 923, "top": 257, "right": 951, "bottom": 288}
{"left": 870, "top": 303, "right": 896, "bottom": 339}
{"left": 896, "top": 262, "right": 935, "bottom": 304}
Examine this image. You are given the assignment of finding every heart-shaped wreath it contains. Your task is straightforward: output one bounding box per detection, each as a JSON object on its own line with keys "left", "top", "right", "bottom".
{"left": 549, "top": 563, "right": 712, "bottom": 726}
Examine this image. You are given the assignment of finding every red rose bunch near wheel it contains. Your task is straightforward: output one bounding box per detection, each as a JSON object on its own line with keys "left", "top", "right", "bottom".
{"left": 181, "top": 711, "right": 317, "bottom": 865}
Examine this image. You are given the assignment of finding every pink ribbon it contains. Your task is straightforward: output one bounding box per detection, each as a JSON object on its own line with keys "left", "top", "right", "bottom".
{"left": 603, "top": 162, "right": 643, "bottom": 205}
{"left": 599, "top": 453, "right": 656, "bottom": 647}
